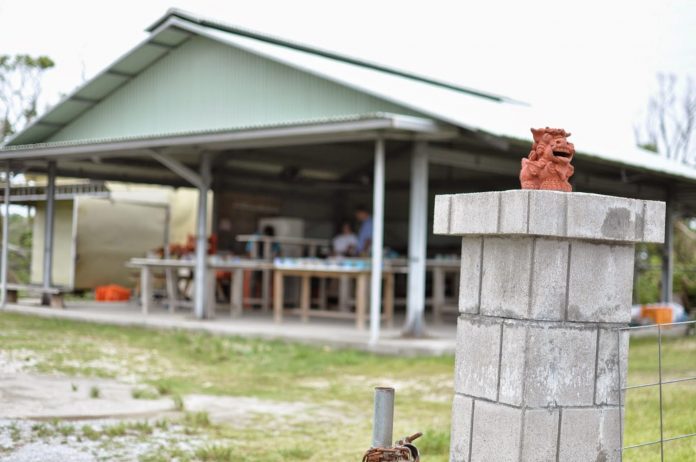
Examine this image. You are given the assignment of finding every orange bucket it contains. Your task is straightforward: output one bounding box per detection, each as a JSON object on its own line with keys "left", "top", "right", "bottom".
{"left": 95, "top": 284, "right": 131, "bottom": 302}
{"left": 641, "top": 305, "right": 673, "bottom": 325}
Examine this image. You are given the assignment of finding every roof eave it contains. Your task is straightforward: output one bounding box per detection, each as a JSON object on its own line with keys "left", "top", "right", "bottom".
{"left": 0, "top": 115, "right": 455, "bottom": 161}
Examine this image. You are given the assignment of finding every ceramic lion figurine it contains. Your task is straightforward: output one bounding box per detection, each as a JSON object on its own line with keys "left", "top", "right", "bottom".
{"left": 519, "top": 127, "right": 575, "bottom": 192}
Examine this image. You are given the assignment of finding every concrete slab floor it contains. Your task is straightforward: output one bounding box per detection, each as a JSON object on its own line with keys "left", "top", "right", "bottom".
{"left": 1, "top": 300, "right": 457, "bottom": 357}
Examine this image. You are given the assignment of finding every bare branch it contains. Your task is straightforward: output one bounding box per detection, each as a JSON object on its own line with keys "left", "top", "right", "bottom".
{"left": 636, "top": 73, "right": 696, "bottom": 165}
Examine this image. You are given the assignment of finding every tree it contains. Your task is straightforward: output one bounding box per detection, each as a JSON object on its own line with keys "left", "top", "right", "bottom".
{"left": 0, "top": 54, "right": 55, "bottom": 141}
{"left": 635, "top": 73, "right": 696, "bottom": 164}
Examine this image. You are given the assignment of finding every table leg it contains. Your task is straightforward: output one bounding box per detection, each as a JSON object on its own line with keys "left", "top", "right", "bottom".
{"left": 273, "top": 270, "right": 284, "bottom": 323}
{"left": 231, "top": 268, "right": 243, "bottom": 318}
{"left": 338, "top": 275, "right": 350, "bottom": 312}
{"left": 355, "top": 273, "right": 367, "bottom": 330}
{"left": 301, "top": 275, "right": 310, "bottom": 323}
{"left": 433, "top": 267, "right": 445, "bottom": 324}
{"left": 165, "top": 268, "right": 176, "bottom": 313}
{"left": 383, "top": 273, "right": 394, "bottom": 328}
{"left": 206, "top": 268, "right": 216, "bottom": 319}
{"left": 140, "top": 267, "right": 151, "bottom": 315}
{"left": 318, "top": 277, "right": 327, "bottom": 309}
{"left": 261, "top": 269, "right": 270, "bottom": 312}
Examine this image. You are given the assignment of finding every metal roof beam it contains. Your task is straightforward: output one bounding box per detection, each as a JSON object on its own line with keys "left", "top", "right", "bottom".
{"left": 147, "top": 40, "right": 177, "bottom": 49}
{"left": 36, "top": 121, "right": 66, "bottom": 128}
{"left": 147, "top": 149, "right": 207, "bottom": 189}
{"left": 70, "top": 96, "right": 99, "bottom": 105}
{"left": 106, "top": 70, "right": 136, "bottom": 79}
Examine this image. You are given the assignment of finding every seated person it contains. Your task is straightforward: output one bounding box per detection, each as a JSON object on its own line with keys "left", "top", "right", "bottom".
{"left": 332, "top": 222, "right": 359, "bottom": 256}
{"left": 355, "top": 205, "right": 373, "bottom": 256}
{"left": 245, "top": 225, "right": 281, "bottom": 259}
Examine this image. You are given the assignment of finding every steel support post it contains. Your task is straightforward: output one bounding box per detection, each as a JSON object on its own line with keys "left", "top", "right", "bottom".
{"left": 369, "top": 138, "right": 385, "bottom": 345}
{"left": 404, "top": 141, "right": 428, "bottom": 337}
{"left": 0, "top": 163, "right": 10, "bottom": 307}
{"left": 194, "top": 152, "right": 212, "bottom": 319}
{"left": 41, "top": 161, "right": 56, "bottom": 305}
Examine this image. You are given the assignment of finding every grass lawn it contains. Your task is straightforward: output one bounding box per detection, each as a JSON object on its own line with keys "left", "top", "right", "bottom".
{"left": 0, "top": 312, "right": 694, "bottom": 461}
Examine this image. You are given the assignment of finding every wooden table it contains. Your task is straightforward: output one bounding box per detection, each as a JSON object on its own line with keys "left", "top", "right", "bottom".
{"left": 272, "top": 266, "right": 394, "bottom": 330}
{"left": 128, "top": 257, "right": 273, "bottom": 316}
{"left": 235, "top": 235, "right": 330, "bottom": 311}
{"left": 428, "top": 259, "right": 460, "bottom": 323}
{"left": 128, "top": 258, "right": 195, "bottom": 314}
{"left": 209, "top": 259, "right": 274, "bottom": 317}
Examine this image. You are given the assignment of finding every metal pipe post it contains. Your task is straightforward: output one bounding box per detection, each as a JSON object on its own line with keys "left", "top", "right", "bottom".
{"left": 369, "top": 138, "right": 385, "bottom": 345}
{"left": 194, "top": 152, "right": 211, "bottom": 319}
{"left": 0, "top": 163, "right": 10, "bottom": 307}
{"left": 661, "top": 200, "right": 674, "bottom": 303}
{"left": 42, "top": 161, "right": 57, "bottom": 305}
{"left": 372, "top": 387, "right": 394, "bottom": 448}
{"left": 404, "top": 141, "right": 428, "bottom": 337}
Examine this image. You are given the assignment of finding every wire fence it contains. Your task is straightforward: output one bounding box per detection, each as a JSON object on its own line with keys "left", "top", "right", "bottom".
{"left": 619, "top": 320, "right": 696, "bottom": 461}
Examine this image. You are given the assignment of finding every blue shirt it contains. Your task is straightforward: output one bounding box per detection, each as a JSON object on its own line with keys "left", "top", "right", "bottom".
{"left": 357, "top": 217, "right": 373, "bottom": 253}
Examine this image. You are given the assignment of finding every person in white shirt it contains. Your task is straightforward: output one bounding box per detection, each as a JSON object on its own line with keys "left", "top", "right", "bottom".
{"left": 332, "top": 222, "right": 359, "bottom": 256}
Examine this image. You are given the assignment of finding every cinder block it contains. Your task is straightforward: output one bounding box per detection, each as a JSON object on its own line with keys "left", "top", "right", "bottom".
{"left": 450, "top": 192, "right": 499, "bottom": 235}
{"left": 450, "top": 394, "right": 473, "bottom": 462}
{"left": 521, "top": 409, "right": 560, "bottom": 462}
{"left": 567, "top": 193, "right": 638, "bottom": 241}
{"left": 529, "top": 239, "right": 569, "bottom": 320}
{"left": 522, "top": 325, "right": 597, "bottom": 407}
{"left": 480, "top": 237, "right": 533, "bottom": 319}
{"left": 499, "top": 190, "right": 529, "bottom": 234}
{"left": 435, "top": 190, "right": 665, "bottom": 244}
{"left": 633, "top": 199, "right": 646, "bottom": 241}
{"left": 558, "top": 408, "right": 621, "bottom": 462}
{"left": 643, "top": 200, "right": 666, "bottom": 244}
{"left": 528, "top": 190, "right": 566, "bottom": 237}
{"left": 470, "top": 400, "right": 522, "bottom": 462}
{"left": 454, "top": 317, "right": 501, "bottom": 401}
{"left": 459, "top": 238, "right": 483, "bottom": 314}
{"left": 434, "top": 194, "right": 452, "bottom": 235}
{"left": 595, "top": 328, "right": 629, "bottom": 405}
{"left": 498, "top": 322, "right": 526, "bottom": 405}
{"left": 567, "top": 242, "right": 634, "bottom": 323}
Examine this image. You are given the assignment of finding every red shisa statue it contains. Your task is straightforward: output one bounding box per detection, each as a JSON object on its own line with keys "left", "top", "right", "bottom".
{"left": 519, "top": 127, "right": 575, "bottom": 192}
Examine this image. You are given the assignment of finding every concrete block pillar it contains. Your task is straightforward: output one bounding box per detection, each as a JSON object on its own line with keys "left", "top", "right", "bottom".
{"left": 434, "top": 190, "right": 665, "bottom": 462}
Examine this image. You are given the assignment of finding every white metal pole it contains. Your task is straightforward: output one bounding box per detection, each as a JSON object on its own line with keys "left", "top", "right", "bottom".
{"left": 194, "top": 152, "right": 211, "bottom": 319}
{"left": 369, "top": 138, "right": 385, "bottom": 345}
{"left": 0, "top": 163, "right": 10, "bottom": 307}
{"left": 42, "top": 161, "right": 56, "bottom": 305}
{"left": 404, "top": 141, "right": 428, "bottom": 336}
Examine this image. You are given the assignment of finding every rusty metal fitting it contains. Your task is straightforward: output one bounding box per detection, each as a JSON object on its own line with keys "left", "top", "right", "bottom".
{"left": 363, "top": 387, "right": 421, "bottom": 461}
{"left": 361, "top": 433, "right": 421, "bottom": 462}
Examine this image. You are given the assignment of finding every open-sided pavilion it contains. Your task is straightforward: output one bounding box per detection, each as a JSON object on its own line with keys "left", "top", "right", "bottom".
{"left": 2, "top": 9, "right": 695, "bottom": 343}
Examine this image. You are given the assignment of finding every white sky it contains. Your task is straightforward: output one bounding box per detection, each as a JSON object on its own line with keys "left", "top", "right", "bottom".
{"left": 0, "top": 0, "right": 695, "bottom": 152}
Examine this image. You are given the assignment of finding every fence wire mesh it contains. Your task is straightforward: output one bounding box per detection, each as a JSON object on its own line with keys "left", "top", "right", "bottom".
{"left": 618, "top": 320, "right": 696, "bottom": 461}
